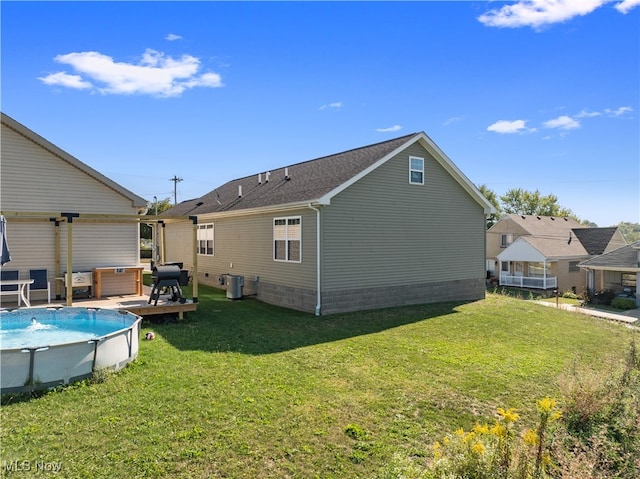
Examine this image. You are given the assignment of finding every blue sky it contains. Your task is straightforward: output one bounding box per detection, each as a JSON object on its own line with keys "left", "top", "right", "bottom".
{"left": 2, "top": 0, "right": 639, "bottom": 227}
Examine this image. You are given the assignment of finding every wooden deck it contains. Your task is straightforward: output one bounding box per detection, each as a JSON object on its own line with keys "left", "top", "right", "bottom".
{"left": 9, "top": 286, "right": 197, "bottom": 319}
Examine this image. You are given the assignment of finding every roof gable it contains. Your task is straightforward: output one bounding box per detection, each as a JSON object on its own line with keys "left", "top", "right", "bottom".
{"left": 571, "top": 227, "right": 618, "bottom": 255}
{"left": 167, "top": 132, "right": 495, "bottom": 217}
{"left": 1, "top": 112, "right": 147, "bottom": 208}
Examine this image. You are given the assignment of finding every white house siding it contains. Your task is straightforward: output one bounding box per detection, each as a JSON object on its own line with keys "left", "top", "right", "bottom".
{"left": 1, "top": 118, "right": 142, "bottom": 301}
{"left": 320, "top": 143, "right": 486, "bottom": 313}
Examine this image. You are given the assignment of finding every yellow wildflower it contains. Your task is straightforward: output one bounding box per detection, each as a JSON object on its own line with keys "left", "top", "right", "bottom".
{"left": 433, "top": 441, "right": 442, "bottom": 460}
{"left": 442, "top": 436, "right": 450, "bottom": 446}
{"left": 463, "top": 431, "right": 476, "bottom": 444}
{"left": 490, "top": 422, "right": 507, "bottom": 438}
{"left": 455, "top": 428, "right": 465, "bottom": 438}
{"left": 473, "top": 423, "right": 490, "bottom": 435}
{"left": 497, "top": 407, "right": 520, "bottom": 424}
{"left": 471, "top": 442, "right": 486, "bottom": 455}
{"left": 537, "top": 397, "right": 557, "bottom": 413}
{"left": 522, "top": 428, "right": 539, "bottom": 446}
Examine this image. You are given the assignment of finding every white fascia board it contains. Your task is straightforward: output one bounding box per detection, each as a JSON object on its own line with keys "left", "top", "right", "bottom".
{"left": 316, "top": 132, "right": 496, "bottom": 215}
{"left": 2, "top": 112, "right": 148, "bottom": 208}
{"left": 194, "top": 200, "right": 324, "bottom": 221}
{"left": 315, "top": 134, "right": 421, "bottom": 205}
{"left": 497, "top": 238, "right": 547, "bottom": 262}
{"left": 414, "top": 133, "right": 497, "bottom": 216}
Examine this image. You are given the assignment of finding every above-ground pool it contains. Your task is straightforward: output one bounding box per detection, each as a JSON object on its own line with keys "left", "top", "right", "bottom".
{"left": 1, "top": 307, "right": 141, "bottom": 394}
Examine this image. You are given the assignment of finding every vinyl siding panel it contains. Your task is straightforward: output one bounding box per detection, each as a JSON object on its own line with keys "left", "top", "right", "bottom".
{"left": 322, "top": 143, "right": 485, "bottom": 292}
{"left": 1, "top": 120, "right": 141, "bottom": 288}
{"left": 166, "top": 209, "right": 317, "bottom": 291}
{"left": 1, "top": 126, "right": 136, "bottom": 214}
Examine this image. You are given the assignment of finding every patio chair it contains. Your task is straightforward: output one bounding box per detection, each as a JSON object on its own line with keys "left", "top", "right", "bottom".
{"left": 1, "top": 269, "right": 18, "bottom": 291}
{"left": 29, "top": 269, "right": 51, "bottom": 304}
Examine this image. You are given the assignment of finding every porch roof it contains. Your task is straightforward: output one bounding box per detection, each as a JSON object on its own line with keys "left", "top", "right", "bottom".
{"left": 497, "top": 235, "right": 588, "bottom": 262}
{"left": 579, "top": 240, "right": 640, "bottom": 272}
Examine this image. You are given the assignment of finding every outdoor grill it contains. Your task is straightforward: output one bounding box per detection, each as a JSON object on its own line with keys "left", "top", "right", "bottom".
{"left": 148, "top": 264, "right": 185, "bottom": 306}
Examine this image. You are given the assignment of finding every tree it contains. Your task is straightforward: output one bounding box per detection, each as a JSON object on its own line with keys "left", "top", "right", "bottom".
{"left": 140, "top": 197, "right": 173, "bottom": 240}
{"left": 477, "top": 184, "right": 502, "bottom": 228}
{"left": 499, "top": 188, "right": 577, "bottom": 219}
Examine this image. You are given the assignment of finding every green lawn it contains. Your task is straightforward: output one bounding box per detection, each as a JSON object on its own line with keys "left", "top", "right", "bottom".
{"left": 1, "top": 288, "right": 636, "bottom": 478}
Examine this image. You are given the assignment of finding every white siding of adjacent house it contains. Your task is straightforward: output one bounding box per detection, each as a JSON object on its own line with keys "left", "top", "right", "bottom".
{"left": 1, "top": 120, "right": 142, "bottom": 300}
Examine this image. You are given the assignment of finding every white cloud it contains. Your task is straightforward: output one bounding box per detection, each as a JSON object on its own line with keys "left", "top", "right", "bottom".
{"left": 319, "top": 101, "right": 342, "bottom": 110}
{"left": 487, "top": 119, "right": 528, "bottom": 134}
{"left": 575, "top": 109, "right": 601, "bottom": 118}
{"left": 39, "top": 49, "right": 223, "bottom": 97}
{"left": 165, "top": 33, "right": 183, "bottom": 41}
{"left": 615, "top": 0, "right": 640, "bottom": 13}
{"left": 443, "top": 116, "right": 463, "bottom": 126}
{"left": 543, "top": 115, "right": 580, "bottom": 129}
{"left": 478, "top": 0, "right": 619, "bottom": 29}
{"left": 376, "top": 125, "right": 402, "bottom": 133}
{"left": 38, "top": 71, "right": 92, "bottom": 90}
{"left": 605, "top": 106, "right": 633, "bottom": 116}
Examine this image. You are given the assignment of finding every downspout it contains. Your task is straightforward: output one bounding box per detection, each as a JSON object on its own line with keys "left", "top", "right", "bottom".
{"left": 307, "top": 203, "right": 321, "bottom": 316}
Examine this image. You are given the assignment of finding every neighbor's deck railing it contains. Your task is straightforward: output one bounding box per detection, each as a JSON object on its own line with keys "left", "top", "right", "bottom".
{"left": 499, "top": 274, "right": 557, "bottom": 290}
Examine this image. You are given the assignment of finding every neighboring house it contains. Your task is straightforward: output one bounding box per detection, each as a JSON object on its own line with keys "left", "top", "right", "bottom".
{"left": 162, "top": 132, "right": 496, "bottom": 315}
{"left": 0, "top": 112, "right": 147, "bottom": 303}
{"left": 486, "top": 214, "right": 627, "bottom": 294}
{"left": 579, "top": 241, "right": 640, "bottom": 307}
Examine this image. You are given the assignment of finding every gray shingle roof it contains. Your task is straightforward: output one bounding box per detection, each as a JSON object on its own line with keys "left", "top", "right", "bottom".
{"left": 166, "top": 133, "right": 419, "bottom": 216}
{"left": 579, "top": 241, "right": 640, "bottom": 270}
{"left": 571, "top": 227, "right": 618, "bottom": 255}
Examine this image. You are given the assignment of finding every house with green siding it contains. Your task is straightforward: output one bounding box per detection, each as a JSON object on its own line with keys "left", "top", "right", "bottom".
{"left": 162, "top": 132, "right": 495, "bottom": 315}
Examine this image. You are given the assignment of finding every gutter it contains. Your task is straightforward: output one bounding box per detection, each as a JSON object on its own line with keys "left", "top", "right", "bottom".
{"left": 307, "top": 203, "right": 322, "bottom": 316}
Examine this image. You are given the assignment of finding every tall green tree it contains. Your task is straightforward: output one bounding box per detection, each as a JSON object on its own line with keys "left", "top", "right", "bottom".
{"left": 140, "top": 197, "right": 173, "bottom": 240}
{"left": 477, "top": 184, "right": 502, "bottom": 228}
{"left": 499, "top": 188, "right": 577, "bottom": 219}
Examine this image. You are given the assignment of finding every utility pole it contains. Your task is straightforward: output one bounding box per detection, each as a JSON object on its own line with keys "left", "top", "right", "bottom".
{"left": 169, "top": 175, "right": 183, "bottom": 205}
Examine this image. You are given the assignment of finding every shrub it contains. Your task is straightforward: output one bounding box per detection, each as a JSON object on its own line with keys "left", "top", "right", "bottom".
{"left": 592, "top": 290, "right": 615, "bottom": 305}
{"left": 561, "top": 291, "right": 579, "bottom": 300}
{"left": 611, "top": 297, "right": 636, "bottom": 310}
{"left": 379, "top": 339, "right": 640, "bottom": 479}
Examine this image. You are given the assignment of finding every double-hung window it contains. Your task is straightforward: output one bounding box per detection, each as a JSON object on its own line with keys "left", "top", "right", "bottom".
{"left": 500, "top": 234, "right": 514, "bottom": 248}
{"left": 274, "top": 216, "right": 301, "bottom": 262}
{"left": 197, "top": 224, "right": 214, "bottom": 256}
{"left": 409, "top": 156, "right": 424, "bottom": 185}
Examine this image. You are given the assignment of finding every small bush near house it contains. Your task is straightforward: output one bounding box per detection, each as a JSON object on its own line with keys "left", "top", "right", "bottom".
{"left": 589, "top": 289, "right": 616, "bottom": 305}
{"left": 611, "top": 297, "right": 637, "bottom": 310}
{"left": 561, "top": 291, "right": 579, "bottom": 300}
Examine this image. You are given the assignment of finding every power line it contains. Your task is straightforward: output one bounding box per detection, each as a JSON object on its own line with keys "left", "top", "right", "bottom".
{"left": 169, "top": 175, "right": 183, "bottom": 205}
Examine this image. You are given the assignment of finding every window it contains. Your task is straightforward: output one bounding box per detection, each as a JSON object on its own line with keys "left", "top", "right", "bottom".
{"left": 274, "top": 216, "right": 301, "bottom": 262}
{"left": 622, "top": 273, "right": 636, "bottom": 288}
{"left": 409, "top": 156, "right": 424, "bottom": 185}
{"left": 568, "top": 261, "right": 580, "bottom": 272}
{"left": 197, "top": 224, "right": 214, "bottom": 256}
{"left": 500, "top": 234, "right": 514, "bottom": 247}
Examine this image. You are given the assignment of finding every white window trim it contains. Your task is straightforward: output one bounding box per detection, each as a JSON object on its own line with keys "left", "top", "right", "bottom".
{"left": 197, "top": 223, "right": 214, "bottom": 256}
{"left": 273, "top": 216, "right": 302, "bottom": 263}
{"left": 409, "top": 156, "right": 424, "bottom": 185}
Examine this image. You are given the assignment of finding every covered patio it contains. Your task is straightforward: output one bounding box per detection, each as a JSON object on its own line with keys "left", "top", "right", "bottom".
{"left": 0, "top": 210, "right": 201, "bottom": 318}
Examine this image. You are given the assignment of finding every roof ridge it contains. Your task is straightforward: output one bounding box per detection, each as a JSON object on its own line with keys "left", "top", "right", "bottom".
{"left": 230, "top": 132, "right": 419, "bottom": 182}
